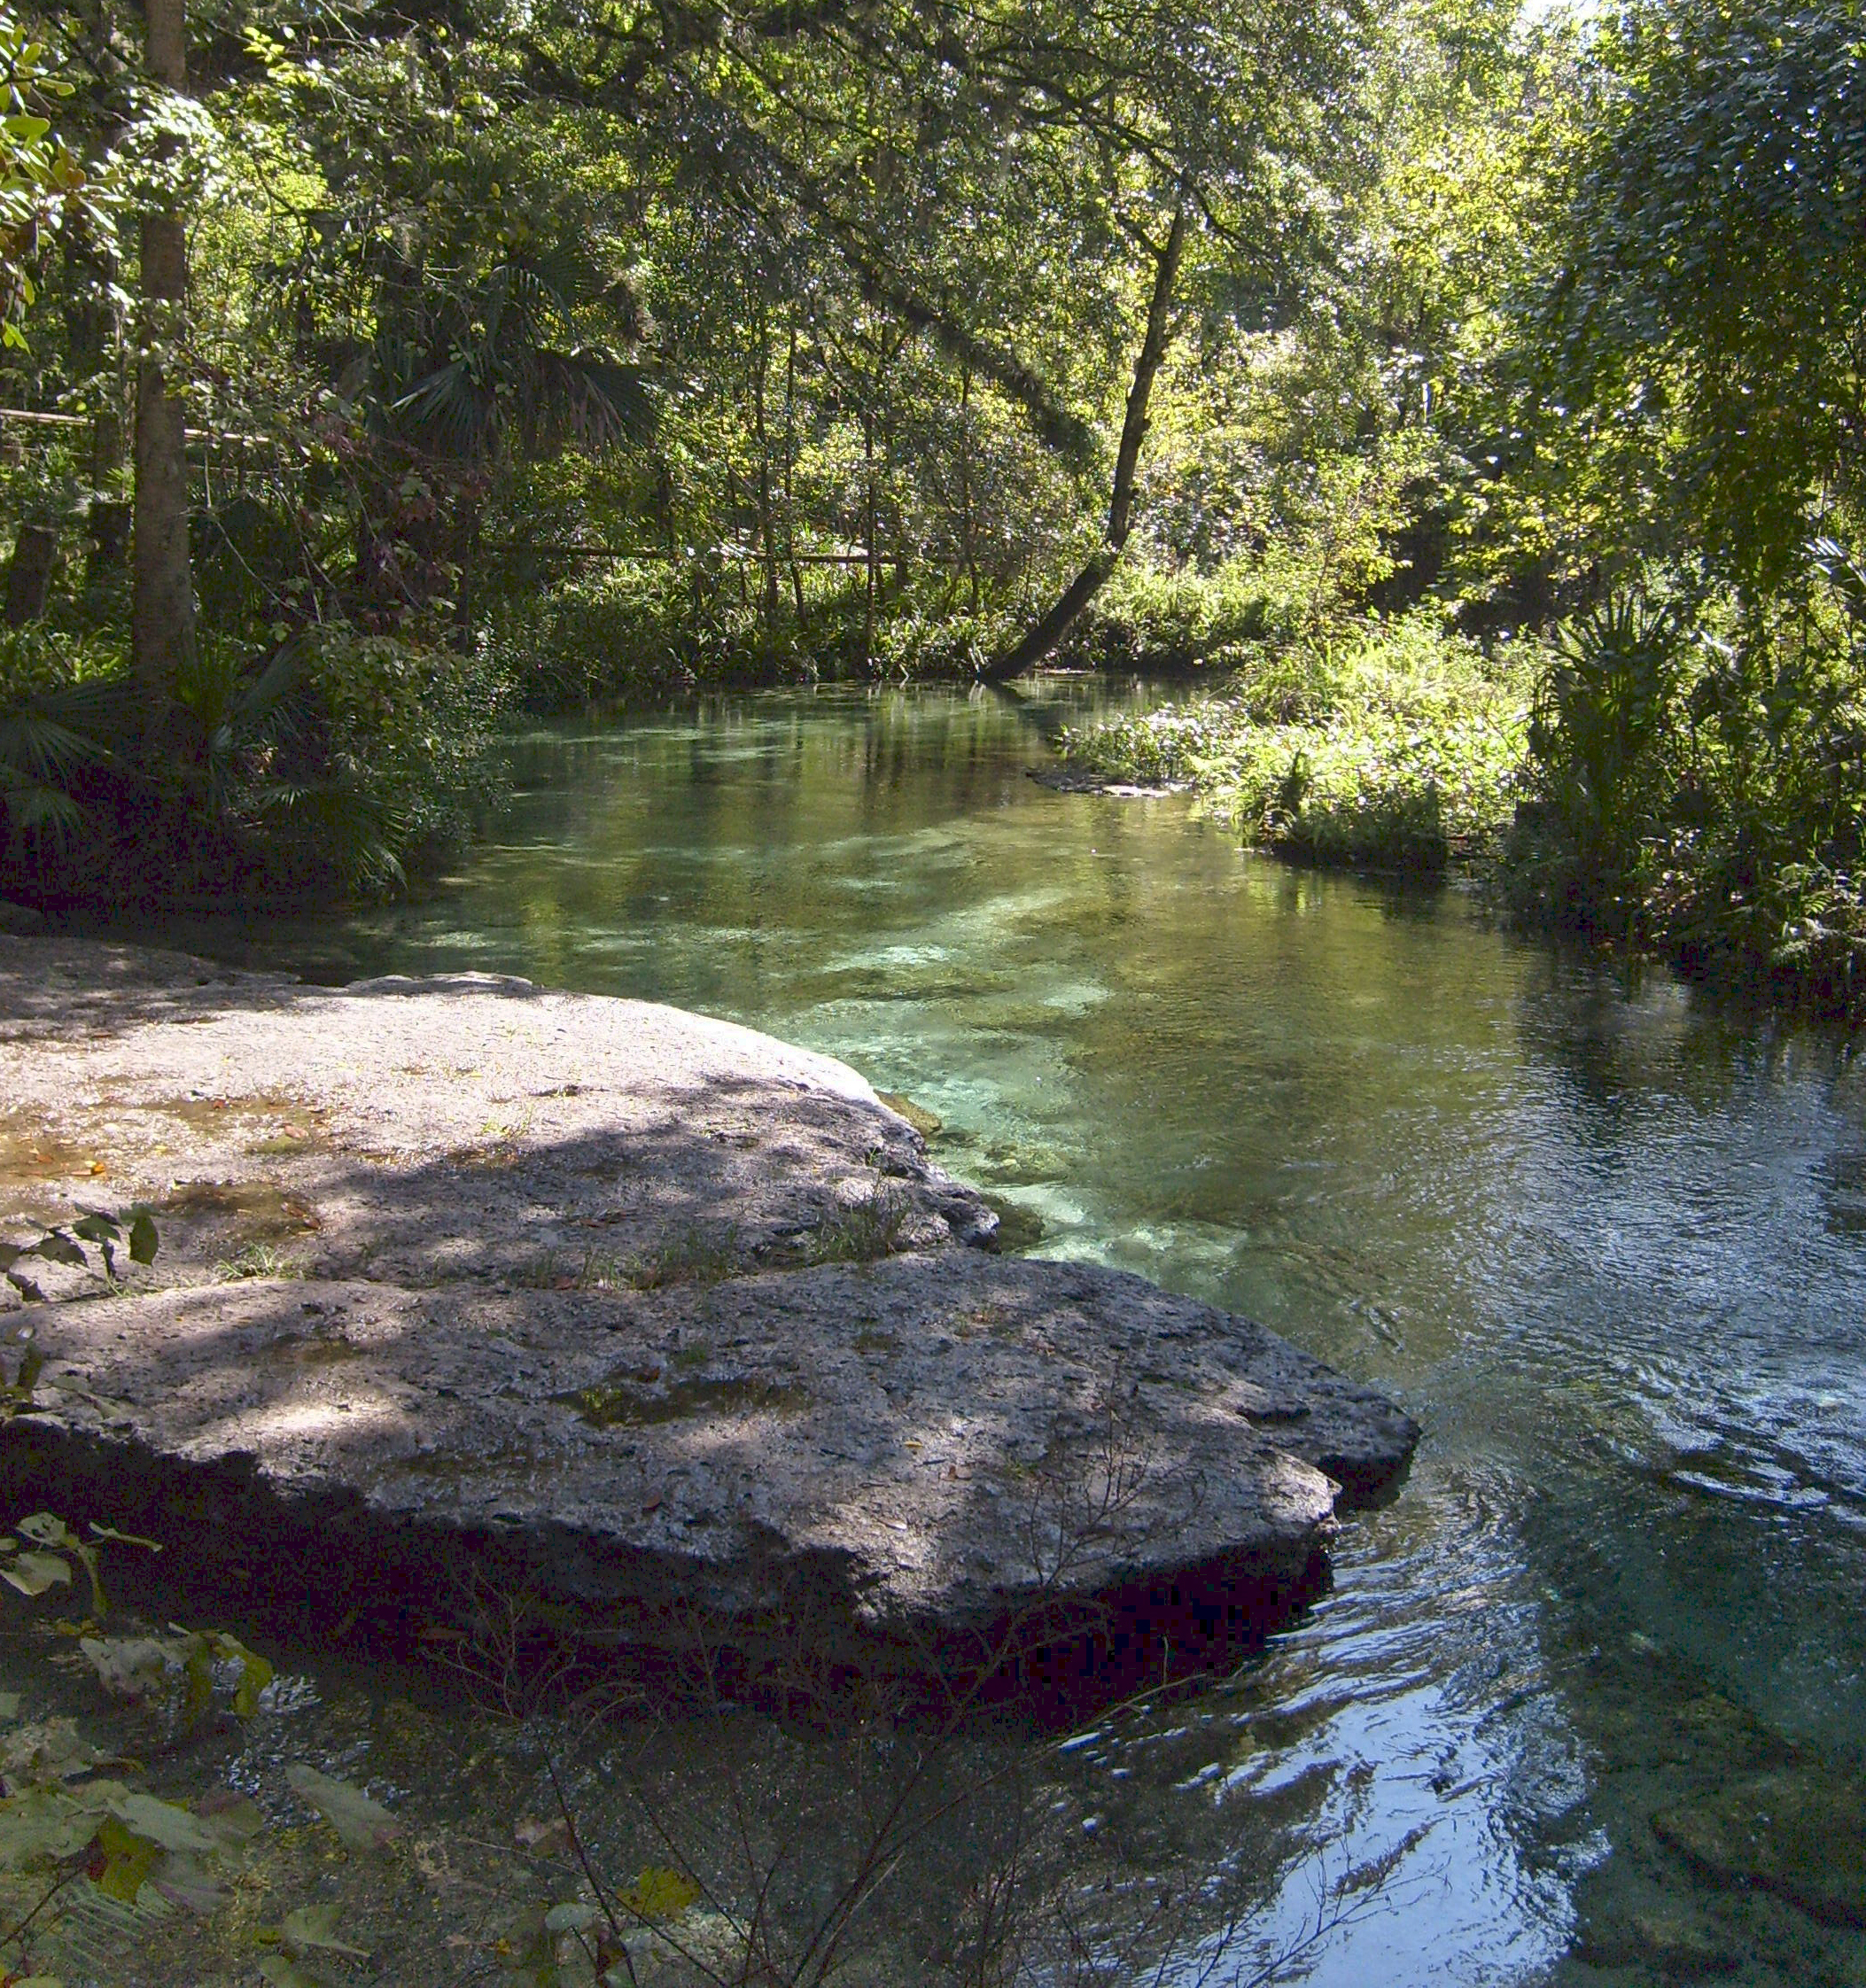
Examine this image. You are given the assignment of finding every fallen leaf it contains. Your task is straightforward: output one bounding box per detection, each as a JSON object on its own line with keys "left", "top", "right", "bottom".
{"left": 283, "top": 1901, "right": 371, "bottom": 1958}
{"left": 618, "top": 1865, "right": 702, "bottom": 1920}
{"left": 544, "top": 1899, "right": 597, "bottom": 1933}
{"left": 258, "top": 1958, "right": 329, "bottom": 1988}
{"left": 105, "top": 1789, "right": 220, "bottom": 1855}
{"left": 641, "top": 1497, "right": 663, "bottom": 1515}
{"left": 87, "top": 1161, "right": 106, "bottom": 1177}
{"left": 150, "top": 1852, "right": 229, "bottom": 1914}
{"left": 284, "top": 1764, "right": 403, "bottom": 1854}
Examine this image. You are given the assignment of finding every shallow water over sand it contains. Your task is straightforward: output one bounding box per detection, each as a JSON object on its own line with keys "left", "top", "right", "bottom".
{"left": 167, "top": 680, "right": 1866, "bottom": 1983}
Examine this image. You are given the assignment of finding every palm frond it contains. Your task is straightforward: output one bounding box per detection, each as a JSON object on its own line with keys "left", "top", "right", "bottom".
{"left": 0, "top": 711, "right": 110, "bottom": 785}
{"left": 245, "top": 778, "right": 408, "bottom": 893}
{"left": 0, "top": 778, "right": 86, "bottom": 844}
{"left": 530, "top": 349, "right": 655, "bottom": 454}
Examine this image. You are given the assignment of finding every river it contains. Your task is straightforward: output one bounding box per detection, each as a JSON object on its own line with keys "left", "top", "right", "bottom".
{"left": 183, "top": 679, "right": 1866, "bottom": 1984}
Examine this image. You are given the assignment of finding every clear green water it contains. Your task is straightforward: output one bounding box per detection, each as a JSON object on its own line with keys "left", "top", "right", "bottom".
{"left": 196, "top": 681, "right": 1866, "bottom": 1983}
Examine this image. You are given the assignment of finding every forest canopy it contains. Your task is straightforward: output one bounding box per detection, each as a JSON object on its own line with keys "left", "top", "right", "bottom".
{"left": 1, "top": 0, "right": 1863, "bottom": 1012}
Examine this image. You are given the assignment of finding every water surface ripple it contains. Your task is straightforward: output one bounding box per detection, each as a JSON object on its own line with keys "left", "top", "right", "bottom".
{"left": 214, "top": 682, "right": 1866, "bottom": 1984}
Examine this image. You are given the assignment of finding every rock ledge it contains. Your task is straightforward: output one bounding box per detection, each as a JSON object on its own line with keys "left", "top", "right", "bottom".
{"left": 0, "top": 938, "right": 1418, "bottom": 1705}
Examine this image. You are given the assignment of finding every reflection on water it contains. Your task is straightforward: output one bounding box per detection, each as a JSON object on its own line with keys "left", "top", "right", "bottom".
{"left": 175, "top": 683, "right": 1866, "bottom": 1982}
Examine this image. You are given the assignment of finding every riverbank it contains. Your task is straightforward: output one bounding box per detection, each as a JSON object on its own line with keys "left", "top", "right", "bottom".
{"left": 1057, "top": 603, "right": 1866, "bottom": 1026}
{"left": 0, "top": 936, "right": 1415, "bottom": 1707}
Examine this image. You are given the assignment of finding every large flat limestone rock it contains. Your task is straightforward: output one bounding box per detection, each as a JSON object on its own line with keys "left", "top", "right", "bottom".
{"left": 0, "top": 939, "right": 1418, "bottom": 1701}
{"left": 0, "top": 936, "right": 993, "bottom": 1289}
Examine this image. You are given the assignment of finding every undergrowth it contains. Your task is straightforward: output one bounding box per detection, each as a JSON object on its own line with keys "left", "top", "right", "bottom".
{"left": 1063, "top": 609, "right": 1531, "bottom": 872}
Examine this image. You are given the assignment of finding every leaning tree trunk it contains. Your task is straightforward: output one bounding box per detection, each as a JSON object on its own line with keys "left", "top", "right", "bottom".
{"left": 132, "top": 0, "right": 198, "bottom": 726}
{"left": 985, "top": 204, "right": 1187, "bottom": 679}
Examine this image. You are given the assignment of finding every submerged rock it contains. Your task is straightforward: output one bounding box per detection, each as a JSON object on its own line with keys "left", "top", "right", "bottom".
{"left": 1653, "top": 1771, "right": 1866, "bottom": 1929}
{"left": 0, "top": 937, "right": 1417, "bottom": 1707}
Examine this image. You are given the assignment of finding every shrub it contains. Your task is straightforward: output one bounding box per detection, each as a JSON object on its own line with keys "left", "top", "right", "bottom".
{"left": 1065, "top": 610, "right": 1531, "bottom": 872}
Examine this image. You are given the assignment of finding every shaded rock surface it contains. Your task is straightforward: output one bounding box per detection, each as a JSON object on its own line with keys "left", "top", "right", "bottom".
{"left": 0, "top": 937, "right": 1418, "bottom": 1699}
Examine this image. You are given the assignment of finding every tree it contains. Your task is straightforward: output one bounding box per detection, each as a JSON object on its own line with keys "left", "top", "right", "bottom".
{"left": 132, "top": 0, "right": 195, "bottom": 718}
{"left": 0, "top": 4, "right": 82, "bottom": 350}
{"left": 1536, "top": 0, "right": 1866, "bottom": 591}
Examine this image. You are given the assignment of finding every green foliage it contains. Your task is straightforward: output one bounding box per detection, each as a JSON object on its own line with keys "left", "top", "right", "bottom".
{"left": 0, "top": 1202, "right": 157, "bottom": 1302}
{"left": 1068, "top": 610, "right": 1530, "bottom": 872}
{"left": 0, "top": 624, "right": 504, "bottom": 906}
{"left": 1514, "top": 551, "right": 1866, "bottom": 1013}
{"left": 1522, "top": 593, "right": 1691, "bottom": 920}
{"left": 0, "top": 6, "right": 86, "bottom": 349}
{"left": 1536, "top": 0, "right": 1866, "bottom": 589}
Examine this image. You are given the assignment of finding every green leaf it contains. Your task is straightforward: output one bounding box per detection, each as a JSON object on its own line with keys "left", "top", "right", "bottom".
{"left": 15, "top": 1514, "right": 77, "bottom": 1549}
{"left": 0, "top": 1785, "right": 113, "bottom": 1868}
{"left": 618, "top": 1865, "right": 701, "bottom": 1920}
{"left": 284, "top": 1764, "right": 402, "bottom": 1854}
{"left": 283, "top": 1902, "right": 371, "bottom": 1958}
{"left": 128, "top": 1210, "right": 159, "bottom": 1265}
{"left": 91, "top": 1813, "right": 161, "bottom": 1902}
{"left": 194, "top": 1789, "right": 266, "bottom": 1850}
{"left": 149, "top": 1851, "right": 229, "bottom": 1914}
{"left": 70, "top": 1215, "right": 120, "bottom": 1245}
{"left": 30, "top": 1233, "right": 84, "bottom": 1267}
{"left": 1, "top": 1551, "right": 70, "bottom": 1596}
{"left": 104, "top": 1789, "right": 220, "bottom": 1855}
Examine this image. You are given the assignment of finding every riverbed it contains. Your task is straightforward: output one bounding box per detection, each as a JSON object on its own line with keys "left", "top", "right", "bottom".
{"left": 143, "top": 679, "right": 1866, "bottom": 1983}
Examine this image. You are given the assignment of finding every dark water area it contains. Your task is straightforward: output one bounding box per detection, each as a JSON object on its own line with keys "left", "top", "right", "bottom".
{"left": 176, "top": 680, "right": 1866, "bottom": 1984}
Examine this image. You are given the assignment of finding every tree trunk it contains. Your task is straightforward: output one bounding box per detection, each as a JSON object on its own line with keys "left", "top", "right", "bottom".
{"left": 783, "top": 324, "right": 805, "bottom": 624}
{"left": 4, "top": 525, "right": 58, "bottom": 626}
{"left": 985, "top": 204, "right": 1187, "bottom": 679}
{"left": 960, "top": 365, "right": 981, "bottom": 613}
{"left": 862, "top": 407, "right": 877, "bottom": 665}
{"left": 62, "top": 214, "right": 126, "bottom": 499}
{"left": 750, "top": 322, "right": 781, "bottom": 624}
{"left": 132, "top": 0, "right": 198, "bottom": 722}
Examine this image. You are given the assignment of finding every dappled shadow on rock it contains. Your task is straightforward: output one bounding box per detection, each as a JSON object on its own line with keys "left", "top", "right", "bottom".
{"left": 2, "top": 1249, "right": 1412, "bottom": 1725}
{"left": 0, "top": 937, "right": 1417, "bottom": 1723}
